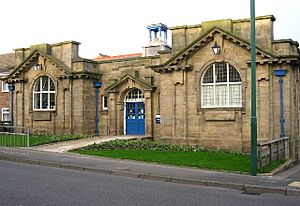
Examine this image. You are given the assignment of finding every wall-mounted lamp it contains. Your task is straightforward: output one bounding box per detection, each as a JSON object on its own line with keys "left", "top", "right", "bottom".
{"left": 33, "top": 62, "right": 42, "bottom": 70}
{"left": 211, "top": 41, "right": 221, "bottom": 55}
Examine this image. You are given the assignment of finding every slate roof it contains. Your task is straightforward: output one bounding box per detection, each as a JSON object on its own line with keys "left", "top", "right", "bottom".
{"left": 0, "top": 53, "right": 15, "bottom": 73}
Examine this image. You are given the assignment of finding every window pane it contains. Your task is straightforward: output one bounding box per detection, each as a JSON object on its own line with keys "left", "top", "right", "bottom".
{"left": 215, "top": 85, "right": 227, "bottom": 106}
{"left": 42, "top": 76, "right": 49, "bottom": 91}
{"left": 33, "top": 76, "right": 56, "bottom": 110}
{"left": 103, "top": 96, "right": 108, "bottom": 110}
{"left": 202, "top": 85, "right": 214, "bottom": 106}
{"left": 50, "top": 93, "right": 55, "bottom": 109}
{"left": 229, "top": 84, "right": 242, "bottom": 106}
{"left": 215, "top": 63, "right": 227, "bottom": 83}
{"left": 126, "top": 89, "right": 144, "bottom": 102}
{"left": 42, "top": 93, "right": 48, "bottom": 109}
{"left": 34, "top": 94, "right": 40, "bottom": 109}
{"left": 203, "top": 66, "right": 213, "bottom": 83}
{"left": 2, "top": 82, "right": 9, "bottom": 92}
{"left": 3, "top": 114, "right": 9, "bottom": 121}
{"left": 50, "top": 79, "right": 55, "bottom": 91}
{"left": 2, "top": 108, "right": 10, "bottom": 121}
{"left": 104, "top": 96, "right": 107, "bottom": 107}
{"left": 229, "top": 65, "right": 241, "bottom": 82}
{"left": 34, "top": 79, "right": 41, "bottom": 92}
{"left": 201, "top": 62, "right": 242, "bottom": 108}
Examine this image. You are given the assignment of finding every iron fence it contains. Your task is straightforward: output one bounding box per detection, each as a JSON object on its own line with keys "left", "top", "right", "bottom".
{"left": 0, "top": 126, "right": 30, "bottom": 147}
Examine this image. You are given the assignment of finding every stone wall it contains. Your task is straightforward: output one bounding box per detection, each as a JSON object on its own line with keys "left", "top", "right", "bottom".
{"left": 97, "top": 56, "right": 160, "bottom": 137}
{"left": 170, "top": 15, "right": 275, "bottom": 54}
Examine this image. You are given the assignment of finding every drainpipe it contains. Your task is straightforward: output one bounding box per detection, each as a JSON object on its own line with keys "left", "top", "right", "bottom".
{"left": 8, "top": 82, "right": 15, "bottom": 127}
{"left": 274, "top": 69, "right": 287, "bottom": 138}
{"left": 93, "top": 81, "right": 102, "bottom": 136}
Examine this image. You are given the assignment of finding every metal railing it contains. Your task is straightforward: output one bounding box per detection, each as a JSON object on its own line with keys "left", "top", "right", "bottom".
{"left": 0, "top": 126, "right": 30, "bottom": 147}
{"left": 257, "top": 137, "right": 289, "bottom": 169}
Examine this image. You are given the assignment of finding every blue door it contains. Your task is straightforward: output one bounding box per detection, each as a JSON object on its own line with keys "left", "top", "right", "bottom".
{"left": 126, "top": 102, "right": 145, "bottom": 135}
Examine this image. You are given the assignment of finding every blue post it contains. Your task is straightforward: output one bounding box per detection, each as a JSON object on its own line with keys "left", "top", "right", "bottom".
{"left": 8, "top": 83, "right": 15, "bottom": 127}
{"left": 93, "top": 81, "right": 102, "bottom": 136}
{"left": 279, "top": 77, "right": 285, "bottom": 138}
{"left": 274, "top": 69, "right": 287, "bottom": 138}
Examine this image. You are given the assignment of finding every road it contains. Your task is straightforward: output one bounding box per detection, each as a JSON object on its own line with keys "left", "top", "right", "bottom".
{"left": 0, "top": 160, "right": 299, "bottom": 206}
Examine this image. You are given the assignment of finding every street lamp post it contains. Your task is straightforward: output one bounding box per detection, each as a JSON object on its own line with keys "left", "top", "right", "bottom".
{"left": 250, "top": 0, "right": 257, "bottom": 176}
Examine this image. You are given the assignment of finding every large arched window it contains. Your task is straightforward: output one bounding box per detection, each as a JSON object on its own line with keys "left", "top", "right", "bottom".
{"left": 201, "top": 62, "right": 242, "bottom": 108}
{"left": 33, "top": 76, "right": 55, "bottom": 110}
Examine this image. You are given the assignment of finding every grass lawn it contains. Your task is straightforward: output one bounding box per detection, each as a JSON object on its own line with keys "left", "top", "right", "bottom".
{"left": 71, "top": 140, "right": 286, "bottom": 174}
{"left": 0, "top": 135, "right": 28, "bottom": 147}
{"left": 73, "top": 149, "right": 251, "bottom": 172}
{"left": 29, "top": 134, "right": 91, "bottom": 146}
{"left": 0, "top": 134, "right": 91, "bottom": 147}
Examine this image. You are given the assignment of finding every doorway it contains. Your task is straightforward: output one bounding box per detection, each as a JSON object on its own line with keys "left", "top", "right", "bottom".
{"left": 124, "top": 89, "right": 145, "bottom": 135}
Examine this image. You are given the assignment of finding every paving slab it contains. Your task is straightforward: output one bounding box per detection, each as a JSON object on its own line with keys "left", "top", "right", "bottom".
{"left": 32, "top": 136, "right": 145, "bottom": 153}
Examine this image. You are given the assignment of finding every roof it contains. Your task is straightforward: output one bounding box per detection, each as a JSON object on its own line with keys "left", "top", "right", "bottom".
{"left": 7, "top": 49, "right": 73, "bottom": 81}
{"left": 105, "top": 74, "right": 155, "bottom": 92}
{"left": 170, "top": 15, "right": 276, "bottom": 30}
{"left": 93, "top": 53, "right": 142, "bottom": 61}
{"left": 7, "top": 49, "right": 101, "bottom": 82}
{"left": 0, "top": 53, "right": 16, "bottom": 72}
{"left": 151, "top": 27, "right": 275, "bottom": 73}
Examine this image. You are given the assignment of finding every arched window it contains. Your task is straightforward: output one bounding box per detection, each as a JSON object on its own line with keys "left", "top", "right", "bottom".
{"left": 125, "top": 89, "right": 145, "bottom": 102}
{"left": 33, "top": 76, "right": 55, "bottom": 110}
{"left": 201, "top": 62, "right": 242, "bottom": 108}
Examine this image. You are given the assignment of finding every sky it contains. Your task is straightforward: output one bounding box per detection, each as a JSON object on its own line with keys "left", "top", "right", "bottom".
{"left": 0, "top": 0, "right": 299, "bottom": 58}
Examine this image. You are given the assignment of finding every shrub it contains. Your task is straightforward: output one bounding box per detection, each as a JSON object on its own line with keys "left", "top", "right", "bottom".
{"left": 80, "top": 139, "right": 246, "bottom": 155}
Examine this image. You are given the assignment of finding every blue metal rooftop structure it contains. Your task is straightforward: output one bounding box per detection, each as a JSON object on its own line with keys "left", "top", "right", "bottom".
{"left": 146, "top": 23, "right": 168, "bottom": 43}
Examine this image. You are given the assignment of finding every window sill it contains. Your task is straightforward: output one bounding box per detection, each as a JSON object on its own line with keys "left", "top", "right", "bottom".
{"left": 32, "top": 108, "right": 56, "bottom": 112}
{"left": 199, "top": 107, "right": 243, "bottom": 111}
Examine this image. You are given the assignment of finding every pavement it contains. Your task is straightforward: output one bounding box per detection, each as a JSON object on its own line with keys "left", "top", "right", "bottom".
{"left": 0, "top": 136, "right": 300, "bottom": 196}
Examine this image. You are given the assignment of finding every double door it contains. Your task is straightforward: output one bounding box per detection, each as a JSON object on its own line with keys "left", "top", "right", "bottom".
{"left": 126, "top": 102, "right": 145, "bottom": 135}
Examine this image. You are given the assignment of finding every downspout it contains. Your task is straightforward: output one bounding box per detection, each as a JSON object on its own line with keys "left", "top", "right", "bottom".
{"left": 93, "top": 81, "right": 102, "bottom": 136}
{"left": 8, "top": 83, "right": 15, "bottom": 126}
{"left": 274, "top": 69, "right": 287, "bottom": 138}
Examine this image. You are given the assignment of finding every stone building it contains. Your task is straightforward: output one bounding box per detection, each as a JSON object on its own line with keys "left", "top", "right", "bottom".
{"left": 2, "top": 15, "right": 300, "bottom": 158}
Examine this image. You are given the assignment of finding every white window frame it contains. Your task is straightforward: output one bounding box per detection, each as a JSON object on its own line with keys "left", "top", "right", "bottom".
{"left": 2, "top": 108, "right": 9, "bottom": 121}
{"left": 125, "top": 89, "right": 145, "bottom": 102}
{"left": 201, "top": 62, "right": 242, "bottom": 108}
{"left": 102, "top": 96, "right": 108, "bottom": 110}
{"left": 33, "top": 76, "right": 56, "bottom": 111}
{"left": 2, "top": 81, "right": 9, "bottom": 92}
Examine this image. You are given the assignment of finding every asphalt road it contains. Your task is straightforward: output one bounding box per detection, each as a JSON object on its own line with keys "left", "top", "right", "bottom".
{"left": 0, "top": 160, "right": 299, "bottom": 206}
